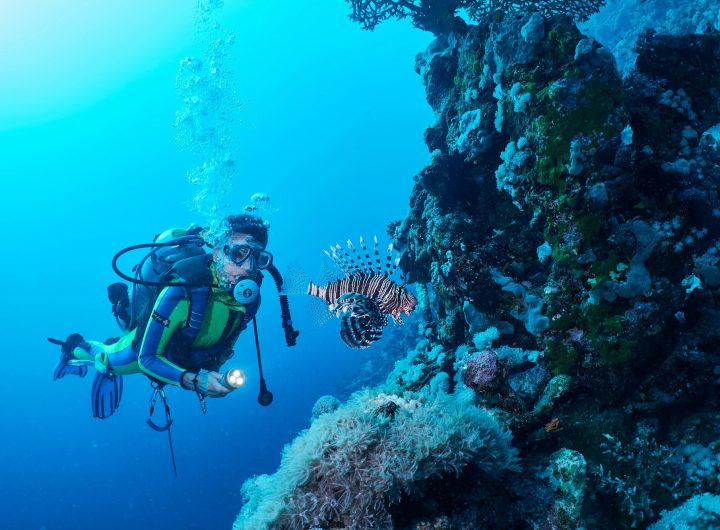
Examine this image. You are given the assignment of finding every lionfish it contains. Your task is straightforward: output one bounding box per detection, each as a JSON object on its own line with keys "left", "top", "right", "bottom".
{"left": 306, "top": 236, "right": 417, "bottom": 349}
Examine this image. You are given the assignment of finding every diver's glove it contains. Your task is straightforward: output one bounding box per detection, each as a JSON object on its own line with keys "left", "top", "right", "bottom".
{"left": 181, "top": 370, "right": 230, "bottom": 398}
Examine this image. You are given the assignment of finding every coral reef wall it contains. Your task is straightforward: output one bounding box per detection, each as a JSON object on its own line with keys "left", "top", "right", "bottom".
{"left": 235, "top": 11, "right": 720, "bottom": 530}
{"left": 395, "top": 12, "right": 720, "bottom": 528}
{"left": 580, "top": 0, "right": 720, "bottom": 75}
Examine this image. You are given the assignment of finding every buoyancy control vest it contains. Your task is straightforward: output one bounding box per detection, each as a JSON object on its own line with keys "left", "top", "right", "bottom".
{"left": 111, "top": 226, "right": 299, "bottom": 353}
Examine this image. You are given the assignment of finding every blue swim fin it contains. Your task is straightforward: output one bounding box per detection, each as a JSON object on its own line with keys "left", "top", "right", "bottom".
{"left": 91, "top": 371, "right": 123, "bottom": 419}
{"left": 49, "top": 336, "right": 89, "bottom": 381}
{"left": 53, "top": 360, "right": 88, "bottom": 380}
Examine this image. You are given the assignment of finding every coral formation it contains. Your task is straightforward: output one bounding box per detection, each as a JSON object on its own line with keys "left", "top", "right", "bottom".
{"left": 649, "top": 494, "right": 720, "bottom": 530}
{"left": 236, "top": 6, "right": 720, "bottom": 529}
{"left": 345, "top": 0, "right": 606, "bottom": 34}
{"left": 234, "top": 388, "right": 518, "bottom": 529}
{"left": 311, "top": 395, "right": 342, "bottom": 420}
{"left": 392, "top": 11, "right": 720, "bottom": 527}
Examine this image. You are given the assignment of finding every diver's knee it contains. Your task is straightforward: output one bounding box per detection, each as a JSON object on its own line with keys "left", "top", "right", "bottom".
{"left": 94, "top": 351, "right": 110, "bottom": 374}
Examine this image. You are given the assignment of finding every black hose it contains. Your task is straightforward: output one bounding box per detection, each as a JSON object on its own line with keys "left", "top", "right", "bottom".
{"left": 266, "top": 264, "right": 300, "bottom": 347}
{"left": 253, "top": 317, "right": 274, "bottom": 407}
{"left": 112, "top": 237, "right": 219, "bottom": 288}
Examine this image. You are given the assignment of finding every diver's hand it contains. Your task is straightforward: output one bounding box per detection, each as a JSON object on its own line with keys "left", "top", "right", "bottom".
{"left": 182, "top": 370, "right": 230, "bottom": 398}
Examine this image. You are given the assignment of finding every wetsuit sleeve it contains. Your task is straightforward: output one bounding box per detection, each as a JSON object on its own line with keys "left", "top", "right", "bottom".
{"left": 137, "top": 286, "right": 190, "bottom": 385}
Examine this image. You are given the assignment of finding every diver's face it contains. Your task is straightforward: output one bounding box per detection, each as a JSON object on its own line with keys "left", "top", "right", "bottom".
{"left": 214, "top": 232, "right": 265, "bottom": 285}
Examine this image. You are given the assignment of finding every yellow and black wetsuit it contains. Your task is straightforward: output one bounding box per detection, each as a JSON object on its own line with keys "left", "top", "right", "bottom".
{"left": 72, "top": 264, "right": 259, "bottom": 385}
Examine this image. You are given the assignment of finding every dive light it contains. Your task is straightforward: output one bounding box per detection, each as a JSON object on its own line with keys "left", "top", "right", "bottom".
{"left": 220, "top": 368, "right": 246, "bottom": 390}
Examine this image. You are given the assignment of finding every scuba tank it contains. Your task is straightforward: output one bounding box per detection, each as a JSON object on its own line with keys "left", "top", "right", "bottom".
{"left": 128, "top": 227, "right": 207, "bottom": 332}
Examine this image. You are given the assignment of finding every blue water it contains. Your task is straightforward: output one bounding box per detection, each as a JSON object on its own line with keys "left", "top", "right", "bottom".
{"left": 0, "top": 2, "right": 432, "bottom": 529}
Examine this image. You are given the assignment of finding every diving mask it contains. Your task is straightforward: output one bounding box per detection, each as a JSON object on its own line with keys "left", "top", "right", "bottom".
{"left": 223, "top": 244, "right": 273, "bottom": 269}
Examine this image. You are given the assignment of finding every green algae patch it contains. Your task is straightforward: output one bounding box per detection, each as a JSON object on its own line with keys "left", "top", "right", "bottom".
{"left": 546, "top": 338, "right": 579, "bottom": 375}
{"left": 532, "top": 77, "right": 624, "bottom": 192}
{"left": 583, "top": 302, "right": 637, "bottom": 366}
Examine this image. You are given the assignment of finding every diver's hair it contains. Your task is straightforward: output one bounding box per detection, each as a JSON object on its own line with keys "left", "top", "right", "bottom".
{"left": 222, "top": 213, "right": 269, "bottom": 247}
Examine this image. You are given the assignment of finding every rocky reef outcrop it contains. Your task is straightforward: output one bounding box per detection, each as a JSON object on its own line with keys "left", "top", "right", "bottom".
{"left": 394, "top": 13, "right": 720, "bottom": 528}
{"left": 235, "top": 11, "right": 720, "bottom": 530}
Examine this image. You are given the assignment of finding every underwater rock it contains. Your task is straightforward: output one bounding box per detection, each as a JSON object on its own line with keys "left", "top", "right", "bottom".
{"left": 463, "top": 300, "right": 514, "bottom": 335}
{"left": 400, "top": 18, "right": 720, "bottom": 396}
{"left": 508, "top": 364, "right": 549, "bottom": 404}
{"left": 236, "top": 11, "right": 720, "bottom": 530}
{"left": 393, "top": 17, "right": 720, "bottom": 526}
{"left": 545, "top": 449, "right": 588, "bottom": 529}
{"left": 533, "top": 374, "right": 572, "bottom": 415}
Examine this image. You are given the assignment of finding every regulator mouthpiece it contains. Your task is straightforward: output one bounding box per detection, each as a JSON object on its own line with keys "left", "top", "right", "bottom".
{"left": 220, "top": 368, "right": 246, "bottom": 390}
{"left": 233, "top": 279, "right": 259, "bottom": 304}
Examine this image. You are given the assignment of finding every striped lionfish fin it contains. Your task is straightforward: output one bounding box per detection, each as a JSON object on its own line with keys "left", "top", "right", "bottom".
{"left": 282, "top": 261, "right": 312, "bottom": 295}
{"left": 327, "top": 237, "right": 400, "bottom": 278}
{"left": 318, "top": 259, "right": 340, "bottom": 285}
{"left": 325, "top": 246, "right": 351, "bottom": 276}
{"left": 307, "top": 294, "right": 335, "bottom": 326}
{"left": 339, "top": 297, "right": 385, "bottom": 349}
{"left": 338, "top": 242, "right": 361, "bottom": 275}
{"left": 385, "top": 243, "right": 398, "bottom": 276}
{"left": 373, "top": 236, "right": 382, "bottom": 274}
{"left": 347, "top": 239, "right": 365, "bottom": 273}
{"left": 346, "top": 237, "right": 387, "bottom": 274}
{"left": 359, "top": 236, "right": 375, "bottom": 272}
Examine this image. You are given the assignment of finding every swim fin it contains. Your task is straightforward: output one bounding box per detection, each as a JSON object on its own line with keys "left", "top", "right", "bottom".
{"left": 49, "top": 335, "right": 90, "bottom": 381}
{"left": 53, "top": 359, "right": 88, "bottom": 380}
{"left": 91, "top": 370, "right": 123, "bottom": 419}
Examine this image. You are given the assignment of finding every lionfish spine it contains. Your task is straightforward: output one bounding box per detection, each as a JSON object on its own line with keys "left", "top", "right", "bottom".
{"left": 373, "top": 236, "right": 382, "bottom": 273}
{"left": 338, "top": 243, "right": 360, "bottom": 274}
{"left": 348, "top": 238, "right": 360, "bottom": 270}
{"left": 359, "top": 236, "right": 376, "bottom": 272}
{"left": 385, "top": 243, "right": 396, "bottom": 275}
{"left": 327, "top": 246, "right": 350, "bottom": 276}
{"left": 334, "top": 237, "right": 400, "bottom": 277}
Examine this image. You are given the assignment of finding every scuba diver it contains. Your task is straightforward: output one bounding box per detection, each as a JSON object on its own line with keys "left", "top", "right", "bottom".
{"left": 50, "top": 213, "right": 299, "bottom": 421}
